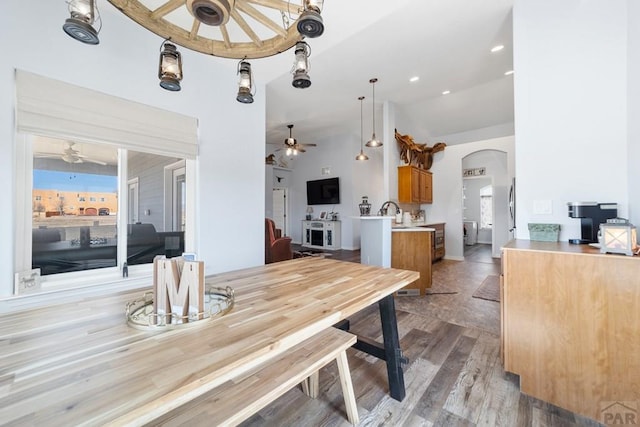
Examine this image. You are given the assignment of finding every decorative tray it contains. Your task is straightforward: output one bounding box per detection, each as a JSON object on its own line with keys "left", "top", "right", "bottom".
{"left": 126, "top": 285, "right": 235, "bottom": 330}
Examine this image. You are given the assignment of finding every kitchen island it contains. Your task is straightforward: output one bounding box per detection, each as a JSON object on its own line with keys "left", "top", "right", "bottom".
{"left": 358, "top": 216, "right": 434, "bottom": 296}
{"left": 501, "top": 240, "right": 640, "bottom": 423}
{"left": 391, "top": 225, "right": 433, "bottom": 295}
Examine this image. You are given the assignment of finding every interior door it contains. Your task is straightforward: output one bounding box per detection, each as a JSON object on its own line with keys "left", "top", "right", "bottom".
{"left": 127, "top": 178, "right": 139, "bottom": 224}
{"left": 172, "top": 166, "right": 186, "bottom": 231}
{"left": 272, "top": 188, "right": 288, "bottom": 236}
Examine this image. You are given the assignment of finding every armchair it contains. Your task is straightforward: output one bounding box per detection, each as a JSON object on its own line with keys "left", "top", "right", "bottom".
{"left": 265, "top": 218, "right": 293, "bottom": 264}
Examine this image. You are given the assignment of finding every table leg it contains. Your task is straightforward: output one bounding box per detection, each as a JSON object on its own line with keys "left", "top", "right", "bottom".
{"left": 378, "top": 294, "right": 406, "bottom": 401}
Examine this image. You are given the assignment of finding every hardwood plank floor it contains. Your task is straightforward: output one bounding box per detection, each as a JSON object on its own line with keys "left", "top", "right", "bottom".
{"left": 241, "top": 245, "right": 603, "bottom": 426}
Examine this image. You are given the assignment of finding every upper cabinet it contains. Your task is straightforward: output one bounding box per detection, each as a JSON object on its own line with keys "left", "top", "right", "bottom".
{"left": 398, "top": 165, "right": 432, "bottom": 204}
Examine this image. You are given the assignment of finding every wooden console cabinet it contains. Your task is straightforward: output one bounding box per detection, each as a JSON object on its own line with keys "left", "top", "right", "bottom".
{"left": 501, "top": 240, "right": 640, "bottom": 423}
{"left": 398, "top": 165, "right": 432, "bottom": 204}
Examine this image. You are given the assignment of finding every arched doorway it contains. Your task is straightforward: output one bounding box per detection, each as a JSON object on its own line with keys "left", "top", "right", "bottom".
{"left": 461, "top": 149, "right": 509, "bottom": 260}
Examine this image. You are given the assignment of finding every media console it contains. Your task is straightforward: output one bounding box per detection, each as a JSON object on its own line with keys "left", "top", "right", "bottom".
{"left": 301, "top": 220, "right": 341, "bottom": 250}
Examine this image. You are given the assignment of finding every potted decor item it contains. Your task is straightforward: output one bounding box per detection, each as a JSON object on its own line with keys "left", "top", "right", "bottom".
{"left": 359, "top": 196, "right": 371, "bottom": 216}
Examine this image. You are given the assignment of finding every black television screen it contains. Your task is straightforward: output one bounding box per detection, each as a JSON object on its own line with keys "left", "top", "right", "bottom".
{"left": 306, "top": 177, "right": 340, "bottom": 205}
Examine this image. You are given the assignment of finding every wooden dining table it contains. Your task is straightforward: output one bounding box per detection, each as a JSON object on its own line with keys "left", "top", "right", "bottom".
{"left": 0, "top": 257, "right": 419, "bottom": 426}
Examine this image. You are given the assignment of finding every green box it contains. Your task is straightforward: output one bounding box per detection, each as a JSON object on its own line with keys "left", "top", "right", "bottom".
{"left": 528, "top": 223, "right": 561, "bottom": 242}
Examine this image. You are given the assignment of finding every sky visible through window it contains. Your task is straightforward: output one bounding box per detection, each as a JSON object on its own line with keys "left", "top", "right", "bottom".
{"left": 33, "top": 170, "right": 117, "bottom": 192}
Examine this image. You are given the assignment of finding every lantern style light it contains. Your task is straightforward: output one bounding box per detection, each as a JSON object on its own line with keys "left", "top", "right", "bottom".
{"left": 158, "top": 41, "right": 183, "bottom": 92}
{"left": 236, "top": 60, "right": 254, "bottom": 104}
{"left": 63, "top": 0, "right": 101, "bottom": 45}
{"left": 297, "top": 0, "right": 324, "bottom": 38}
{"left": 599, "top": 218, "right": 639, "bottom": 256}
{"left": 292, "top": 41, "right": 312, "bottom": 89}
{"left": 356, "top": 96, "right": 369, "bottom": 161}
{"left": 366, "top": 78, "right": 383, "bottom": 147}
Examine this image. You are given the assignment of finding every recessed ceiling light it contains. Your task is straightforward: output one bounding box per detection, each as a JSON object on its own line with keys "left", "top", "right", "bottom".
{"left": 409, "top": 76, "right": 420, "bottom": 83}
{"left": 505, "top": 70, "right": 514, "bottom": 76}
{"left": 491, "top": 45, "right": 504, "bottom": 53}
{"left": 442, "top": 90, "right": 451, "bottom": 95}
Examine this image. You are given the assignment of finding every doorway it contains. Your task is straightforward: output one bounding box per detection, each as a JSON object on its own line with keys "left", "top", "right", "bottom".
{"left": 463, "top": 177, "right": 493, "bottom": 261}
{"left": 461, "top": 150, "right": 509, "bottom": 259}
{"left": 272, "top": 188, "right": 289, "bottom": 236}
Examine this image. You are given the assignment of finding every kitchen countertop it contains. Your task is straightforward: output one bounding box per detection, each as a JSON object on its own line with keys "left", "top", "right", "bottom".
{"left": 391, "top": 226, "right": 435, "bottom": 232}
{"left": 391, "top": 222, "right": 435, "bottom": 232}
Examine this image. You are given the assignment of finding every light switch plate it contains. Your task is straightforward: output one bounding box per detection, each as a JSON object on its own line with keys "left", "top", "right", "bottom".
{"left": 533, "top": 199, "right": 553, "bottom": 215}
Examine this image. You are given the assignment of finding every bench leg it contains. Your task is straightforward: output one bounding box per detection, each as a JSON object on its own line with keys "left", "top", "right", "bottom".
{"left": 335, "top": 350, "right": 359, "bottom": 425}
{"left": 300, "top": 371, "right": 319, "bottom": 398}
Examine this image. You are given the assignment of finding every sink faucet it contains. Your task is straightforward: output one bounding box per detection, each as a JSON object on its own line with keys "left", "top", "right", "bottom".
{"left": 378, "top": 201, "right": 401, "bottom": 216}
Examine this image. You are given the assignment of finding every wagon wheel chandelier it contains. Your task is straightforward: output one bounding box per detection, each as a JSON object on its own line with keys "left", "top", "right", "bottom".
{"left": 63, "top": 0, "right": 324, "bottom": 99}
{"left": 107, "top": 0, "right": 322, "bottom": 59}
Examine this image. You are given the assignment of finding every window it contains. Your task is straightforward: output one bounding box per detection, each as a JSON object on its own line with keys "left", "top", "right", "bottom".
{"left": 29, "top": 138, "right": 188, "bottom": 276}
{"left": 14, "top": 69, "right": 198, "bottom": 295}
{"left": 480, "top": 185, "right": 493, "bottom": 229}
{"left": 35, "top": 195, "right": 41, "bottom": 201}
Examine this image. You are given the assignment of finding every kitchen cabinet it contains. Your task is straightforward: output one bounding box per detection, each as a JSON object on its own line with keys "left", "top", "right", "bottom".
{"left": 424, "top": 223, "right": 445, "bottom": 262}
{"left": 502, "top": 240, "right": 640, "bottom": 423}
{"left": 398, "top": 165, "right": 432, "bottom": 204}
{"left": 391, "top": 229, "right": 432, "bottom": 295}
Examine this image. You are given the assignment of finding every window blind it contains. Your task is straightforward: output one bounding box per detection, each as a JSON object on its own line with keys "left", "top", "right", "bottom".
{"left": 15, "top": 69, "right": 198, "bottom": 159}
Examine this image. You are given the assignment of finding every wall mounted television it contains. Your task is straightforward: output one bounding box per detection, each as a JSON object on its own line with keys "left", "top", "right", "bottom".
{"left": 306, "top": 177, "right": 340, "bottom": 205}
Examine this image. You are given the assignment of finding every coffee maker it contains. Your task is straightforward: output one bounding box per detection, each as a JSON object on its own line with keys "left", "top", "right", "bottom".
{"left": 567, "top": 202, "right": 618, "bottom": 244}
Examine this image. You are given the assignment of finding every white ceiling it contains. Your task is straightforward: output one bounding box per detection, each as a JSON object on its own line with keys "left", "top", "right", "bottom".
{"left": 260, "top": 0, "right": 514, "bottom": 148}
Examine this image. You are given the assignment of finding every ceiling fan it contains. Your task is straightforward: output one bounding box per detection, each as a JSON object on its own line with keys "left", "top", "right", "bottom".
{"left": 35, "top": 141, "right": 108, "bottom": 166}
{"left": 274, "top": 124, "right": 317, "bottom": 156}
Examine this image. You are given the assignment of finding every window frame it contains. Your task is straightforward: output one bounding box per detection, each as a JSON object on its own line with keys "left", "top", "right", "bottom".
{"left": 479, "top": 185, "right": 493, "bottom": 230}
{"left": 15, "top": 134, "right": 196, "bottom": 294}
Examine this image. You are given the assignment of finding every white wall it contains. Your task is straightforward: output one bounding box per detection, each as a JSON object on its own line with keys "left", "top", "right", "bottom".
{"left": 513, "top": 0, "right": 630, "bottom": 242}
{"left": 427, "top": 137, "right": 515, "bottom": 260}
{"left": 288, "top": 132, "right": 382, "bottom": 250}
{"left": 0, "top": 2, "right": 266, "bottom": 297}
{"left": 628, "top": 0, "right": 640, "bottom": 227}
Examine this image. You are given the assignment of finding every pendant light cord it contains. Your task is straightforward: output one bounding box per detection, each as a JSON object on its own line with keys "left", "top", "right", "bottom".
{"left": 360, "top": 96, "right": 364, "bottom": 149}
{"left": 370, "top": 78, "right": 378, "bottom": 138}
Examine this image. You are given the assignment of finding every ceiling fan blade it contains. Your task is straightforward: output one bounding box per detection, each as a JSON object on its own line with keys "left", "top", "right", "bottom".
{"left": 83, "top": 158, "right": 108, "bottom": 166}
{"left": 34, "top": 153, "right": 63, "bottom": 158}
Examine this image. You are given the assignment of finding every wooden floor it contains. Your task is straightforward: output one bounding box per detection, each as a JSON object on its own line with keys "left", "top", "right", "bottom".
{"left": 243, "top": 245, "right": 603, "bottom": 426}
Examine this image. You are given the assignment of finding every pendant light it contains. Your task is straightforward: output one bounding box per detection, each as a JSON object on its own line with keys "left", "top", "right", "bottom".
{"left": 158, "top": 40, "right": 183, "bottom": 91}
{"left": 292, "top": 41, "right": 312, "bottom": 89}
{"left": 63, "top": 0, "right": 101, "bottom": 45}
{"left": 366, "top": 78, "right": 383, "bottom": 147}
{"left": 356, "top": 96, "right": 369, "bottom": 161}
{"left": 236, "top": 60, "right": 254, "bottom": 104}
{"left": 297, "top": 0, "right": 324, "bottom": 38}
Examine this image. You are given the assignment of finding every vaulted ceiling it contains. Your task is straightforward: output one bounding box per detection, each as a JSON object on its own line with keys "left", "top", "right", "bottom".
{"left": 261, "top": 0, "right": 514, "bottom": 148}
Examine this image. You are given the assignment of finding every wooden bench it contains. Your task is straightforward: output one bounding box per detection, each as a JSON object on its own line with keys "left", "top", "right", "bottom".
{"left": 152, "top": 327, "right": 360, "bottom": 426}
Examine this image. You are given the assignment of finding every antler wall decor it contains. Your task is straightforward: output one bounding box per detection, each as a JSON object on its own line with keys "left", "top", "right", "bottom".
{"left": 395, "top": 129, "right": 446, "bottom": 170}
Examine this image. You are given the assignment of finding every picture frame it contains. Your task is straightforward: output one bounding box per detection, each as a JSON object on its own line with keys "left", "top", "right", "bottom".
{"left": 320, "top": 211, "right": 327, "bottom": 219}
